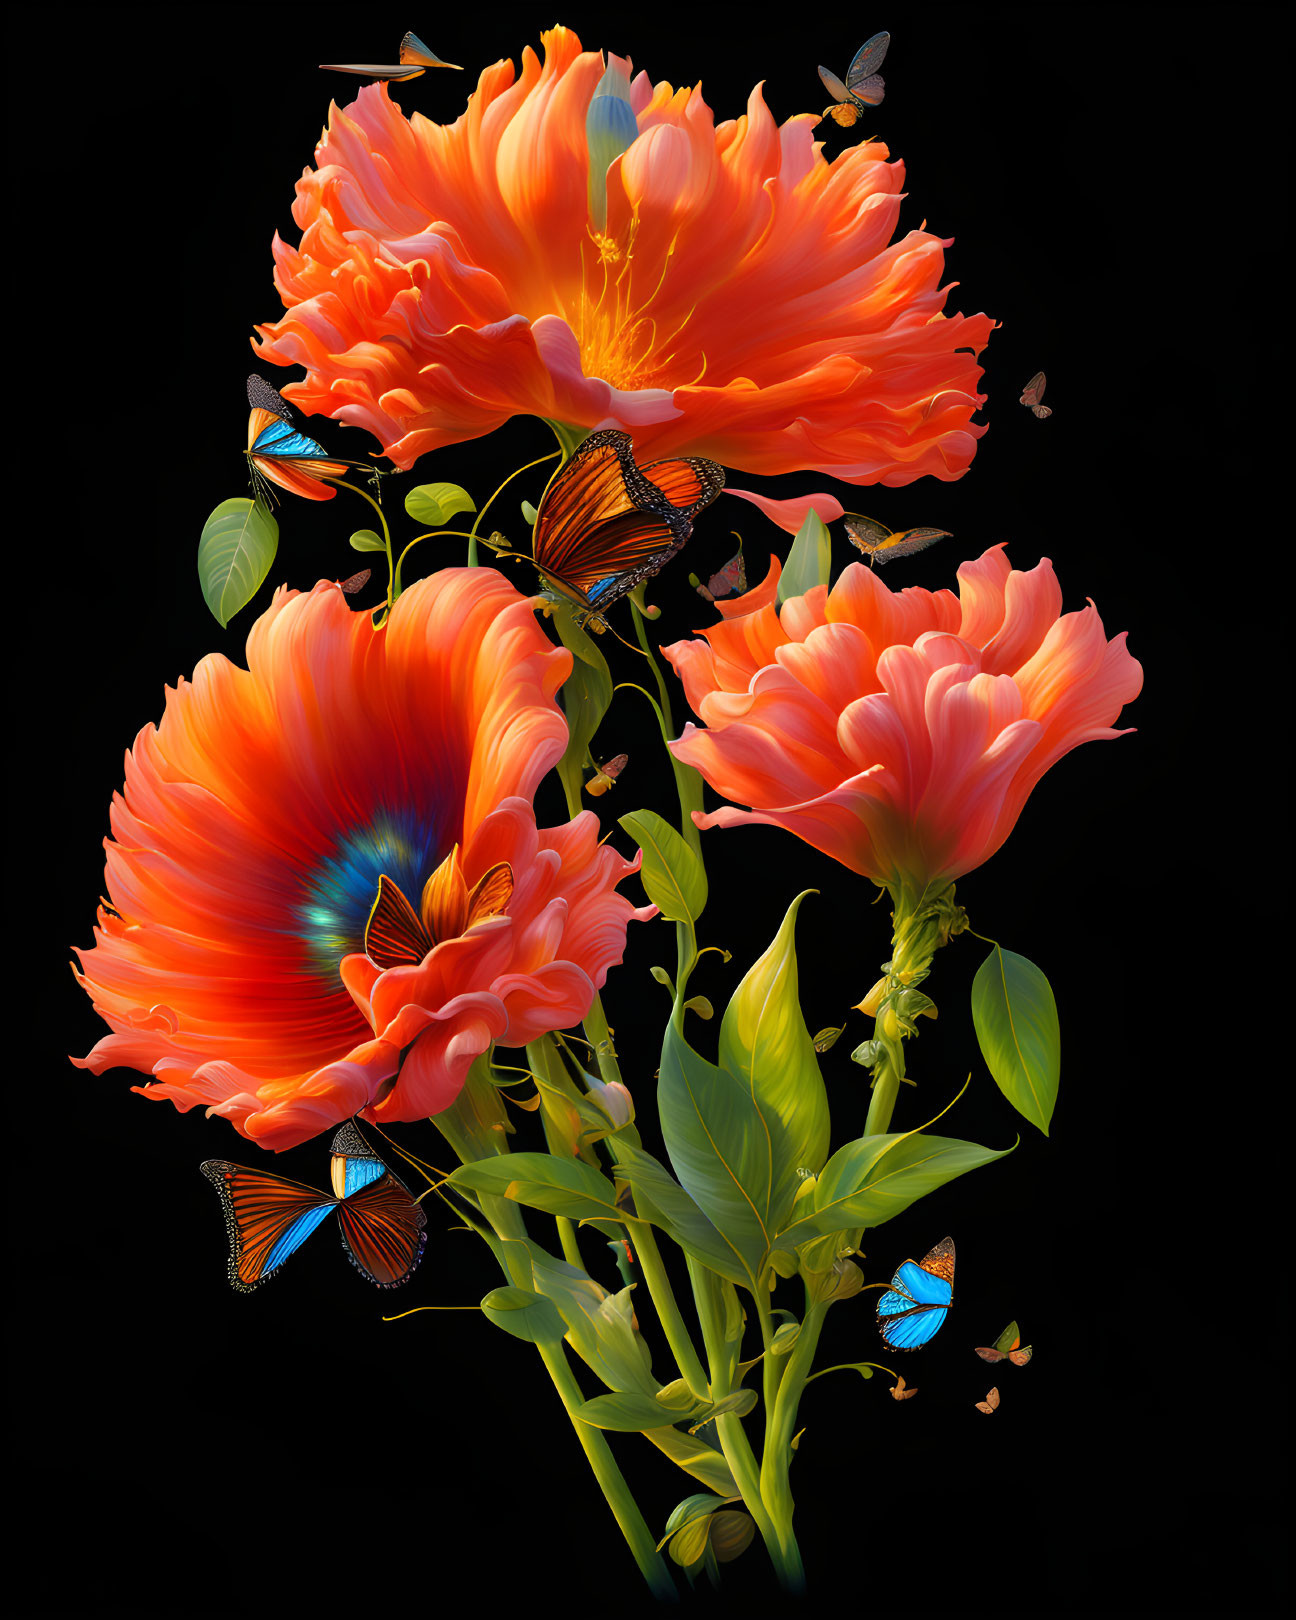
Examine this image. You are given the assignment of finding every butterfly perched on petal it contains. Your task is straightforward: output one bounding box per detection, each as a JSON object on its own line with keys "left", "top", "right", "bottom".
{"left": 975, "top": 1321, "right": 1034, "bottom": 1366}
{"left": 319, "top": 30, "right": 461, "bottom": 80}
{"left": 692, "top": 548, "right": 747, "bottom": 603}
{"left": 819, "top": 31, "right": 889, "bottom": 126}
{"left": 246, "top": 375, "right": 351, "bottom": 503}
{"left": 1021, "top": 371, "right": 1052, "bottom": 419}
{"left": 200, "top": 1122, "right": 427, "bottom": 1292}
{"left": 890, "top": 1375, "right": 918, "bottom": 1401}
{"left": 526, "top": 429, "right": 724, "bottom": 619}
{"left": 844, "top": 514, "right": 952, "bottom": 567}
{"left": 975, "top": 1386, "right": 1001, "bottom": 1414}
{"left": 876, "top": 1236, "right": 955, "bottom": 1350}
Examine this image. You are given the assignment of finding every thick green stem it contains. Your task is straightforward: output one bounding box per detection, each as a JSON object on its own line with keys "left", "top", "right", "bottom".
{"left": 556, "top": 1215, "right": 584, "bottom": 1270}
{"left": 629, "top": 600, "right": 705, "bottom": 857}
{"left": 757, "top": 1293, "right": 828, "bottom": 1596}
{"left": 632, "top": 1226, "right": 710, "bottom": 1402}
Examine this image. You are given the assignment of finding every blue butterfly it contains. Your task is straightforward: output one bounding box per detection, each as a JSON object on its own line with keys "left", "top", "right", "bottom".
{"left": 876, "top": 1236, "right": 955, "bottom": 1350}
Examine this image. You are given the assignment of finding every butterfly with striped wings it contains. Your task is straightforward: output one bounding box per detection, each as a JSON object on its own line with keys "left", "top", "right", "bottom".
{"left": 200, "top": 1122, "right": 426, "bottom": 1292}
{"left": 245, "top": 375, "right": 359, "bottom": 504}
{"left": 524, "top": 429, "right": 724, "bottom": 619}
{"left": 876, "top": 1236, "right": 956, "bottom": 1350}
{"left": 320, "top": 31, "right": 461, "bottom": 80}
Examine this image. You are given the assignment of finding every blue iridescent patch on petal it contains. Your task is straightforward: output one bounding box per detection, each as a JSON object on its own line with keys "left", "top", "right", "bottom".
{"left": 296, "top": 807, "right": 446, "bottom": 981}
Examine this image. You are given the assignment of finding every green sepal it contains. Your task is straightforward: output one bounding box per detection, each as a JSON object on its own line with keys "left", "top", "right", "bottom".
{"left": 776, "top": 505, "right": 832, "bottom": 606}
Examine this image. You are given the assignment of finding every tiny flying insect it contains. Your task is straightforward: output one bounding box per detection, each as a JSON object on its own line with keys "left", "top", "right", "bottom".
{"left": 320, "top": 31, "right": 461, "bottom": 80}
{"left": 585, "top": 753, "right": 629, "bottom": 798}
{"left": 692, "top": 547, "right": 747, "bottom": 603}
{"left": 844, "top": 514, "right": 952, "bottom": 567}
{"left": 890, "top": 1375, "right": 918, "bottom": 1401}
{"left": 974, "top": 1386, "right": 1001, "bottom": 1414}
{"left": 975, "top": 1322, "right": 1033, "bottom": 1366}
{"left": 1021, "top": 372, "right": 1052, "bottom": 419}
{"left": 819, "top": 31, "right": 890, "bottom": 127}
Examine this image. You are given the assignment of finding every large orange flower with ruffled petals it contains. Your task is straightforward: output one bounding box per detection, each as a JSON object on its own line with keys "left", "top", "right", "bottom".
{"left": 73, "top": 571, "right": 651, "bottom": 1151}
{"left": 663, "top": 548, "right": 1143, "bottom": 888}
{"left": 253, "top": 26, "right": 994, "bottom": 486}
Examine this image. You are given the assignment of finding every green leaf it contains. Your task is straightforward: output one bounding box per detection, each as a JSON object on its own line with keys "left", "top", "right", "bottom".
{"left": 618, "top": 809, "right": 707, "bottom": 923}
{"left": 614, "top": 1142, "right": 751, "bottom": 1288}
{"left": 448, "top": 1153, "right": 623, "bottom": 1223}
{"left": 710, "top": 1511, "right": 756, "bottom": 1564}
{"left": 773, "top": 1131, "right": 1013, "bottom": 1253}
{"left": 404, "top": 482, "right": 476, "bottom": 526}
{"left": 771, "top": 1321, "right": 801, "bottom": 1355}
{"left": 643, "top": 1428, "right": 739, "bottom": 1496}
{"left": 349, "top": 528, "right": 387, "bottom": 553}
{"left": 776, "top": 505, "right": 832, "bottom": 606}
{"left": 521, "top": 499, "right": 539, "bottom": 526}
{"left": 580, "top": 1391, "right": 705, "bottom": 1432}
{"left": 688, "top": 1389, "right": 756, "bottom": 1433}
{"left": 526, "top": 1244, "right": 658, "bottom": 1396}
{"left": 657, "top": 1021, "right": 773, "bottom": 1288}
{"left": 197, "top": 498, "right": 278, "bottom": 628}
{"left": 971, "top": 946, "right": 1061, "bottom": 1134}
{"left": 479, "top": 1285, "right": 566, "bottom": 1345}
{"left": 550, "top": 600, "right": 614, "bottom": 809}
{"left": 718, "top": 891, "right": 830, "bottom": 1228}
{"left": 661, "top": 1494, "right": 732, "bottom": 1551}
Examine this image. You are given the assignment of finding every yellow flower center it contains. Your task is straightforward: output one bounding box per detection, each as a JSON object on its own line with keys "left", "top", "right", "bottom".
{"left": 570, "top": 220, "right": 706, "bottom": 392}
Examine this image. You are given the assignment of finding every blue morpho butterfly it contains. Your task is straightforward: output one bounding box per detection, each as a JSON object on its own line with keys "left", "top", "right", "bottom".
{"left": 876, "top": 1236, "right": 956, "bottom": 1350}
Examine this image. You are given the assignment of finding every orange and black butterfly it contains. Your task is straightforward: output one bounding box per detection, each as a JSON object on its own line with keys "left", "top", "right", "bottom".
{"left": 526, "top": 429, "right": 724, "bottom": 618}
{"left": 844, "top": 514, "right": 951, "bottom": 567}
{"left": 975, "top": 1321, "right": 1034, "bottom": 1366}
{"left": 819, "top": 31, "right": 889, "bottom": 127}
{"left": 320, "top": 31, "right": 461, "bottom": 80}
{"left": 200, "top": 1122, "right": 426, "bottom": 1292}
{"left": 246, "top": 375, "right": 358, "bottom": 504}
{"left": 1021, "top": 372, "right": 1052, "bottom": 419}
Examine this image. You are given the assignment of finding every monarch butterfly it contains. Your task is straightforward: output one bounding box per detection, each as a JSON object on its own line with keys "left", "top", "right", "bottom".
{"left": 1021, "top": 371, "right": 1052, "bottom": 418}
{"left": 200, "top": 1122, "right": 426, "bottom": 1292}
{"left": 819, "top": 31, "right": 890, "bottom": 127}
{"left": 975, "top": 1322, "right": 1034, "bottom": 1366}
{"left": 844, "top": 514, "right": 952, "bottom": 566}
{"left": 876, "top": 1236, "right": 955, "bottom": 1349}
{"left": 245, "top": 375, "right": 355, "bottom": 503}
{"left": 320, "top": 31, "right": 461, "bottom": 80}
{"left": 524, "top": 429, "right": 724, "bottom": 618}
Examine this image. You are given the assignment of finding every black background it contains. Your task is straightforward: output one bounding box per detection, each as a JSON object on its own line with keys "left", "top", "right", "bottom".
{"left": 17, "top": 4, "right": 1288, "bottom": 1615}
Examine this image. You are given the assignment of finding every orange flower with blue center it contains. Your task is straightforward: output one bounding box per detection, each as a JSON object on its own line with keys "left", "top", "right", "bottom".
{"left": 253, "top": 25, "right": 994, "bottom": 489}
{"left": 72, "top": 570, "right": 651, "bottom": 1151}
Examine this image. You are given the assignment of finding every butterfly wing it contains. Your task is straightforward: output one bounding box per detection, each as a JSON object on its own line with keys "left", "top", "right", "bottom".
{"left": 533, "top": 431, "right": 720, "bottom": 612}
{"left": 850, "top": 74, "right": 886, "bottom": 106}
{"left": 335, "top": 1170, "right": 428, "bottom": 1288}
{"left": 1032, "top": 404, "right": 1053, "bottom": 420}
{"left": 846, "top": 32, "right": 890, "bottom": 88}
{"left": 878, "top": 1238, "right": 954, "bottom": 1349}
{"left": 1008, "top": 1345, "right": 1034, "bottom": 1366}
{"left": 871, "top": 527, "right": 952, "bottom": 565}
{"left": 975, "top": 1345, "right": 1007, "bottom": 1363}
{"left": 705, "top": 551, "right": 747, "bottom": 600}
{"left": 975, "top": 1387, "right": 1001, "bottom": 1414}
{"left": 818, "top": 66, "right": 854, "bottom": 104}
{"left": 200, "top": 1160, "right": 338, "bottom": 1292}
{"left": 364, "top": 874, "right": 433, "bottom": 970}
{"left": 918, "top": 1236, "right": 956, "bottom": 1288}
{"left": 1020, "top": 371, "right": 1046, "bottom": 407}
{"left": 843, "top": 514, "right": 893, "bottom": 556}
{"left": 400, "top": 31, "right": 461, "bottom": 69}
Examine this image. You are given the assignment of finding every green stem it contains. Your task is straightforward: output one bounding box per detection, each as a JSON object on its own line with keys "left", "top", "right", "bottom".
{"left": 632, "top": 1226, "right": 710, "bottom": 1403}
{"left": 327, "top": 477, "right": 394, "bottom": 613}
{"left": 468, "top": 450, "right": 560, "bottom": 567}
{"left": 629, "top": 601, "right": 704, "bottom": 857}
{"left": 757, "top": 1292, "right": 827, "bottom": 1597}
{"left": 556, "top": 1215, "right": 584, "bottom": 1270}
{"left": 532, "top": 1336, "right": 677, "bottom": 1601}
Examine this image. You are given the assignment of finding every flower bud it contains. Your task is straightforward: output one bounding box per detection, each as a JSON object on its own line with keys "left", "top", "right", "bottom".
{"left": 853, "top": 975, "right": 890, "bottom": 1016}
{"left": 587, "top": 1074, "right": 634, "bottom": 1128}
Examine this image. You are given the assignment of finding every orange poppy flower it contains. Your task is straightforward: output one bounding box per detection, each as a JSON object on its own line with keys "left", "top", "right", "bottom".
{"left": 72, "top": 571, "right": 651, "bottom": 1151}
{"left": 662, "top": 547, "right": 1143, "bottom": 888}
{"left": 253, "top": 26, "right": 994, "bottom": 486}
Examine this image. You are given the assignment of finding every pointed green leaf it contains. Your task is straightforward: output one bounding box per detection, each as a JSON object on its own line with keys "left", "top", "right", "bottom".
{"left": 614, "top": 1143, "right": 750, "bottom": 1288}
{"left": 776, "top": 505, "right": 832, "bottom": 606}
{"left": 349, "top": 528, "right": 387, "bottom": 553}
{"left": 526, "top": 1244, "right": 658, "bottom": 1396}
{"left": 198, "top": 498, "right": 278, "bottom": 628}
{"left": 449, "top": 1153, "right": 623, "bottom": 1223}
{"left": 643, "top": 1427, "right": 739, "bottom": 1496}
{"left": 580, "top": 1391, "right": 706, "bottom": 1431}
{"left": 657, "top": 1021, "right": 773, "bottom": 1289}
{"left": 688, "top": 1389, "right": 756, "bottom": 1433}
{"left": 404, "top": 481, "right": 476, "bottom": 526}
{"left": 618, "top": 809, "right": 707, "bottom": 922}
{"left": 971, "top": 946, "right": 1061, "bottom": 1134}
{"left": 773, "top": 1131, "right": 1013, "bottom": 1253}
{"left": 718, "top": 891, "right": 830, "bottom": 1228}
{"left": 479, "top": 1285, "right": 566, "bottom": 1344}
